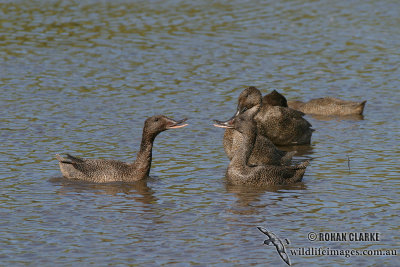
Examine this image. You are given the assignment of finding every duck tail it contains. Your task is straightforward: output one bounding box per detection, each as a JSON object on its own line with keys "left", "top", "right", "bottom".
{"left": 55, "top": 154, "right": 65, "bottom": 162}
{"left": 292, "top": 160, "right": 310, "bottom": 170}
{"left": 281, "top": 151, "right": 297, "bottom": 165}
{"left": 287, "top": 160, "right": 310, "bottom": 183}
{"left": 358, "top": 100, "right": 367, "bottom": 115}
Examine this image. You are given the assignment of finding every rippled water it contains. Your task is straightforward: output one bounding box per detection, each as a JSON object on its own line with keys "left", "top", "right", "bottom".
{"left": 1, "top": 0, "right": 399, "bottom": 266}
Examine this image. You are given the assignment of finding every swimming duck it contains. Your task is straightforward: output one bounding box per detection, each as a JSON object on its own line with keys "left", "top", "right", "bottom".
{"left": 261, "top": 88, "right": 368, "bottom": 116}
{"left": 217, "top": 111, "right": 309, "bottom": 186}
{"left": 56, "top": 115, "right": 188, "bottom": 183}
{"left": 217, "top": 87, "right": 314, "bottom": 147}
{"left": 287, "top": 97, "right": 366, "bottom": 116}
{"left": 214, "top": 104, "right": 296, "bottom": 166}
{"left": 264, "top": 89, "right": 367, "bottom": 116}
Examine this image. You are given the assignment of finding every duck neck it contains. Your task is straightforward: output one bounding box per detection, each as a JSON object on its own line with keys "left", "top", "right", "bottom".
{"left": 133, "top": 130, "right": 158, "bottom": 178}
{"left": 231, "top": 128, "right": 256, "bottom": 168}
{"left": 247, "top": 105, "right": 261, "bottom": 117}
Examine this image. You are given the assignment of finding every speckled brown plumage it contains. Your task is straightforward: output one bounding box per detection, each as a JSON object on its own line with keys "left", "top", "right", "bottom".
{"left": 288, "top": 97, "right": 367, "bottom": 116}
{"left": 255, "top": 103, "right": 313, "bottom": 145}
{"left": 223, "top": 129, "right": 296, "bottom": 165}
{"left": 56, "top": 115, "right": 188, "bottom": 183}
{"left": 219, "top": 105, "right": 296, "bottom": 166}
{"left": 221, "top": 87, "right": 314, "bottom": 147}
{"left": 224, "top": 112, "right": 309, "bottom": 186}
{"left": 262, "top": 89, "right": 288, "bottom": 107}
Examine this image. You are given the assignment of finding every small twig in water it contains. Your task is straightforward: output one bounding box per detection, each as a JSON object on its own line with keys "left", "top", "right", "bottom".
{"left": 347, "top": 155, "right": 351, "bottom": 172}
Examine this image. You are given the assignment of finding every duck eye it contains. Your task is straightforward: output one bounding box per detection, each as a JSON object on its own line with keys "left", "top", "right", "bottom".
{"left": 241, "top": 107, "right": 248, "bottom": 113}
{"left": 155, "top": 118, "right": 159, "bottom": 122}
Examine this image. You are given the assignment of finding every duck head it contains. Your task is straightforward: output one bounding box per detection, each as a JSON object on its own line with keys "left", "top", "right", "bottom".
{"left": 213, "top": 86, "right": 261, "bottom": 128}
{"left": 144, "top": 115, "right": 188, "bottom": 136}
{"left": 262, "top": 89, "right": 288, "bottom": 107}
{"left": 236, "top": 86, "right": 263, "bottom": 115}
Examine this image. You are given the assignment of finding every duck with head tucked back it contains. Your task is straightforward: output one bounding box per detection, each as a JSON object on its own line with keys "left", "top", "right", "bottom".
{"left": 215, "top": 111, "right": 309, "bottom": 186}
{"left": 216, "top": 86, "right": 314, "bottom": 148}
{"left": 56, "top": 115, "right": 188, "bottom": 183}
{"left": 288, "top": 97, "right": 366, "bottom": 116}
{"left": 264, "top": 90, "right": 367, "bottom": 116}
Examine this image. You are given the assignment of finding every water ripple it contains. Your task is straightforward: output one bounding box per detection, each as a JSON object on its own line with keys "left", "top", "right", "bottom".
{"left": 1, "top": 0, "right": 399, "bottom": 266}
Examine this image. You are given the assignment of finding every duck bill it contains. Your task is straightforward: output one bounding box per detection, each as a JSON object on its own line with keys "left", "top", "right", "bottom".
{"left": 213, "top": 108, "right": 239, "bottom": 129}
{"left": 213, "top": 116, "right": 235, "bottom": 129}
{"left": 166, "top": 118, "right": 189, "bottom": 129}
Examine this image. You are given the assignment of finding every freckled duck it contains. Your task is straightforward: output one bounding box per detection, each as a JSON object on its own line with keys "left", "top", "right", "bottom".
{"left": 264, "top": 90, "right": 367, "bottom": 116}
{"left": 217, "top": 86, "right": 314, "bottom": 147}
{"left": 56, "top": 115, "right": 188, "bottom": 183}
{"left": 216, "top": 111, "right": 309, "bottom": 186}
{"left": 214, "top": 105, "right": 296, "bottom": 166}
{"left": 287, "top": 97, "right": 366, "bottom": 116}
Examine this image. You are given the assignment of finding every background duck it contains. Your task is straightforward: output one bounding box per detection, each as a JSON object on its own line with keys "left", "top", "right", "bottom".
{"left": 288, "top": 97, "right": 367, "bottom": 116}
{"left": 56, "top": 115, "right": 188, "bottom": 183}
{"left": 263, "top": 89, "right": 366, "bottom": 116}
{"left": 218, "top": 111, "right": 309, "bottom": 186}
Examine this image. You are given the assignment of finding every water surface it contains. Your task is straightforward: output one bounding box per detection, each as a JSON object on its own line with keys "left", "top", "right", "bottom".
{"left": 1, "top": 0, "right": 399, "bottom": 266}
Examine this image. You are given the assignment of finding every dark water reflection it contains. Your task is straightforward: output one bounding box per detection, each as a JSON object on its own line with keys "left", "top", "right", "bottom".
{"left": 1, "top": 0, "right": 399, "bottom": 266}
{"left": 308, "top": 114, "right": 365, "bottom": 121}
{"left": 49, "top": 177, "right": 158, "bottom": 204}
{"left": 225, "top": 182, "right": 307, "bottom": 215}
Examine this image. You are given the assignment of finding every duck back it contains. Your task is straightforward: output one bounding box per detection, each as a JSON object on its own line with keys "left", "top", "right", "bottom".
{"left": 227, "top": 159, "right": 309, "bottom": 186}
{"left": 255, "top": 105, "right": 313, "bottom": 145}
{"left": 57, "top": 155, "right": 138, "bottom": 183}
{"left": 288, "top": 97, "right": 366, "bottom": 116}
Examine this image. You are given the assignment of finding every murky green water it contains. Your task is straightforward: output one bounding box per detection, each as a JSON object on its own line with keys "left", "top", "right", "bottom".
{"left": 1, "top": 0, "right": 399, "bottom": 266}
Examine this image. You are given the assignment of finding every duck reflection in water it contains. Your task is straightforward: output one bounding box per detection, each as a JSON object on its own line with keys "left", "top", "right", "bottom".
{"left": 225, "top": 181, "right": 307, "bottom": 215}
{"left": 49, "top": 177, "right": 157, "bottom": 204}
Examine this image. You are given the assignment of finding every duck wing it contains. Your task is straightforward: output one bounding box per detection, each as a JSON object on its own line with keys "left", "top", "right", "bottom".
{"left": 282, "top": 107, "right": 306, "bottom": 118}
{"left": 69, "top": 158, "right": 126, "bottom": 172}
